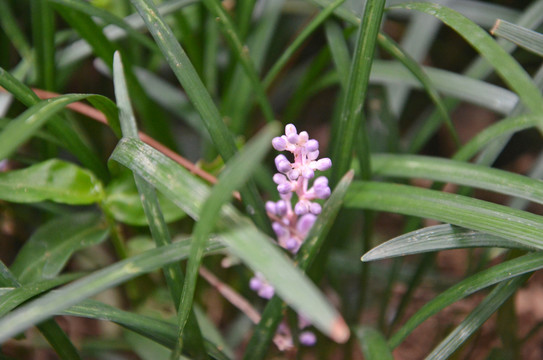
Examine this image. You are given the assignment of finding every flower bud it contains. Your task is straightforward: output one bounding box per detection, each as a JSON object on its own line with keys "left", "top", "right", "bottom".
{"left": 308, "top": 150, "right": 319, "bottom": 160}
{"left": 285, "top": 237, "right": 298, "bottom": 251}
{"left": 299, "top": 331, "right": 317, "bottom": 346}
{"left": 287, "top": 133, "right": 298, "bottom": 144}
{"left": 298, "top": 131, "right": 309, "bottom": 144}
{"left": 297, "top": 213, "right": 316, "bottom": 234}
{"left": 309, "top": 202, "right": 322, "bottom": 215}
{"left": 259, "top": 285, "right": 274, "bottom": 299}
{"left": 273, "top": 173, "right": 287, "bottom": 184}
{"left": 276, "top": 200, "right": 288, "bottom": 216}
{"left": 265, "top": 201, "right": 276, "bottom": 214}
{"left": 314, "top": 186, "right": 331, "bottom": 199}
{"left": 277, "top": 160, "right": 292, "bottom": 173}
{"left": 316, "top": 158, "right": 332, "bottom": 171}
{"left": 249, "top": 277, "right": 262, "bottom": 291}
{"left": 294, "top": 201, "right": 309, "bottom": 215}
{"left": 313, "top": 176, "right": 328, "bottom": 188}
{"left": 288, "top": 169, "right": 300, "bottom": 180}
{"left": 272, "top": 222, "right": 288, "bottom": 237}
{"left": 302, "top": 167, "right": 314, "bottom": 179}
{"left": 285, "top": 123, "right": 297, "bottom": 136}
{"left": 306, "top": 139, "right": 319, "bottom": 152}
{"left": 272, "top": 136, "right": 287, "bottom": 151}
{"left": 275, "top": 154, "right": 288, "bottom": 168}
{"left": 277, "top": 183, "right": 293, "bottom": 194}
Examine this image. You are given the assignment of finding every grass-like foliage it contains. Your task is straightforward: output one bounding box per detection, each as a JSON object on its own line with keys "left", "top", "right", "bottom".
{"left": 1, "top": 0, "right": 543, "bottom": 359}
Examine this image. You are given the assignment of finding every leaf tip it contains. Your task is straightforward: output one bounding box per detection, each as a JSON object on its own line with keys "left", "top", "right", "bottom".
{"left": 490, "top": 19, "right": 501, "bottom": 35}
{"left": 331, "top": 317, "right": 350, "bottom": 343}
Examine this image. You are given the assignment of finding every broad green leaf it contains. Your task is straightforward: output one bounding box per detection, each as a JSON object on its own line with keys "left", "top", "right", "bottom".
{"left": 491, "top": 19, "right": 543, "bottom": 57}
{"left": 345, "top": 181, "right": 543, "bottom": 250}
{"left": 0, "top": 237, "right": 225, "bottom": 343}
{"left": 244, "top": 171, "right": 354, "bottom": 359}
{"left": 388, "top": 252, "right": 543, "bottom": 348}
{"left": 110, "top": 137, "right": 350, "bottom": 343}
{"left": 389, "top": 3, "right": 543, "bottom": 125}
{"left": 173, "top": 123, "right": 279, "bottom": 357}
{"left": 0, "top": 273, "right": 83, "bottom": 317}
{"left": 0, "top": 159, "right": 104, "bottom": 204}
{"left": 355, "top": 326, "right": 394, "bottom": 360}
{"left": 362, "top": 224, "right": 537, "bottom": 262}
{"left": 371, "top": 154, "right": 543, "bottom": 205}
{"left": 10, "top": 212, "right": 109, "bottom": 283}
{"left": 426, "top": 276, "right": 527, "bottom": 360}
{"left": 104, "top": 173, "right": 186, "bottom": 226}
{"left": 331, "top": 0, "right": 385, "bottom": 184}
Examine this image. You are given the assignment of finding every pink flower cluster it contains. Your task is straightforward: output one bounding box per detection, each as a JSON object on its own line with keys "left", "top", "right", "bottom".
{"left": 266, "top": 124, "right": 332, "bottom": 254}
{"left": 249, "top": 124, "right": 332, "bottom": 347}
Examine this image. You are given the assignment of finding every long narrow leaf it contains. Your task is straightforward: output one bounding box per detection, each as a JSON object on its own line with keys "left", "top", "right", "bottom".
{"left": 389, "top": 3, "right": 543, "bottom": 126}
{"left": 356, "top": 326, "right": 394, "bottom": 360}
{"left": 331, "top": 0, "right": 385, "bottom": 184}
{"left": 371, "top": 154, "right": 543, "bottom": 205}
{"left": 425, "top": 276, "right": 528, "bottom": 360}
{"left": 130, "top": 0, "right": 270, "bottom": 231}
{"left": 363, "top": 224, "right": 536, "bottom": 262}
{"left": 0, "top": 238, "right": 225, "bottom": 342}
{"left": 491, "top": 19, "right": 543, "bottom": 57}
{"left": 345, "top": 181, "right": 543, "bottom": 250}
{"left": 388, "top": 253, "right": 543, "bottom": 348}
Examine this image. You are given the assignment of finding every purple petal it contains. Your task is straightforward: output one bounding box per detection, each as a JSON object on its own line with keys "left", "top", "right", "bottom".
{"left": 298, "top": 131, "right": 309, "bottom": 143}
{"left": 315, "top": 186, "right": 331, "bottom": 199}
{"left": 272, "top": 222, "right": 288, "bottom": 237}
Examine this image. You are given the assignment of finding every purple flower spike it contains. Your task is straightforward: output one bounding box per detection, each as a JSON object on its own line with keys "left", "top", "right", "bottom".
{"left": 299, "top": 331, "right": 317, "bottom": 346}
{"left": 272, "top": 136, "right": 287, "bottom": 151}
{"left": 252, "top": 124, "right": 333, "bottom": 330}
